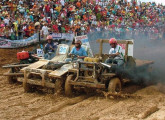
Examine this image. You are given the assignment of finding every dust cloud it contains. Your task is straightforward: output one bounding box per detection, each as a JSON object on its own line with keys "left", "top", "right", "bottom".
{"left": 87, "top": 29, "right": 165, "bottom": 84}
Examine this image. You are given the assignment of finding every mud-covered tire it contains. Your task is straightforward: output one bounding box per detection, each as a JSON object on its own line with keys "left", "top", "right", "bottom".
{"left": 23, "top": 73, "right": 32, "bottom": 93}
{"left": 54, "top": 79, "right": 63, "bottom": 93}
{"left": 65, "top": 75, "right": 74, "bottom": 96}
{"left": 7, "top": 69, "right": 17, "bottom": 84}
{"left": 23, "top": 83, "right": 32, "bottom": 93}
{"left": 108, "top": 77, "right": 121, "bottom": 93}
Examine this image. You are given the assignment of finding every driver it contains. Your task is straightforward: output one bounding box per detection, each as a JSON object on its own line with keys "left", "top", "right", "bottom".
{"left": 105, "top": 38, "right": 124, "bottom": 66}
{"left": 44, "top": 35, "right": 57, "bottom": 60}
{"left": 66, "top": 39, "right": 87, "bottom": 62}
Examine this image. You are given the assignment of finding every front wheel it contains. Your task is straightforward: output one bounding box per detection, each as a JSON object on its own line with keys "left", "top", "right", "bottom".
{"left": 7, "top": 69, "right": 17, "bottom": 84}
{"left": 23, "top": 83, "right": 33, "bottom": 93}
{"left": 54, "top": 79, "right": 63, "bottom": 93}
{"left": 108, "top": 77, "right": 121, "bottom": 93}
{"left": 23, "top": 73, "right": 33, "bottom": 93}
{"left": 65, "top": 75, "right": 74, "bottom": 96}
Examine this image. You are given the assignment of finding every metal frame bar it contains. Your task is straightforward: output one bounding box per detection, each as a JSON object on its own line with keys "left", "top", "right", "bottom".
{"left": 96, "top": 39, "right": 133, "bottom": 61}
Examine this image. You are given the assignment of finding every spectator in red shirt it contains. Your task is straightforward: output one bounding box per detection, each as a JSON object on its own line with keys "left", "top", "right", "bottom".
{"left": 45, "top": 3, "right": 51, "bottom": 17}
{"left": 52, "top": 23, "right": 59, "bottom": 33}
{"left": 24, "top": 25, "right": 30, "bottom": 38}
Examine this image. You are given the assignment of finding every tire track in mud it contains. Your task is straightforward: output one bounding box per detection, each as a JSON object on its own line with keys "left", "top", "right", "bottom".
{"left": 145, "top": 109, "right": 165, "bottom": 120}
{"left": 0, "top": 74, "right": 165, "bottom": 120}
{"left": 0, "top": 86, "right": 23, "bottom": 100}
{"left": 89, "top": 99, "right": 158, "bottom": 120}
{"left": 0, "top": 94, "right": 46, "bottom": 111}
{"left": 30, "top": 95, "right": 89, "bottom": 120}
{"left": 0, "top": 76, "right": 46, "bottom": 119}
{"left": 89, "top": 86, "right": 165, "bottom": 120}
{"left": 38, "top": 96, "right": 118, "bottom": 120}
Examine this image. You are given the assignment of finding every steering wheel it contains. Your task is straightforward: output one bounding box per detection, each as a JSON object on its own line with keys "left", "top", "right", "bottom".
{"left": 104, "top": 54, "right": 116, "bottom": 58}
{"left": 70, "top": 54, "right": 78, "bottom": 58}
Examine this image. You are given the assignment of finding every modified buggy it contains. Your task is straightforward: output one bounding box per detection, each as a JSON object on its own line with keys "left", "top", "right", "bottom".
{"left": 22, "top": 44, "right": 71, "bottom": 93}
{"left": 21, "top": 43, "right": 92, "bottom": 93}
{"left": 65, "top": 39, "right": 154, "bottom": 96}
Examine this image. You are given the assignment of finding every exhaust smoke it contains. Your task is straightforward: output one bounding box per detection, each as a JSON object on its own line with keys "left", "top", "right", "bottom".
{"left": 87, "top": 27, "right": 165, "bottom": 84}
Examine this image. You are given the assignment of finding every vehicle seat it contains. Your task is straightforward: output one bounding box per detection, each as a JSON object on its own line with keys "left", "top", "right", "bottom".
{"left": 51, "top": 44, "right": 69, "bottom": 62}
{"left": 81, "top": 44, "right": 93, "bottom": 57}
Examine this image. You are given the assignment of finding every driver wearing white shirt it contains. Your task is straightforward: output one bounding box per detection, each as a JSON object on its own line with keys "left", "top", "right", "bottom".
{"left": 105, "top": 38, "right": 124, "bottom": 66}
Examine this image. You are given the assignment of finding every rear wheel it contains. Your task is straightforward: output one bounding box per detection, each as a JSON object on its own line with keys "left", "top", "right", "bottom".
{"left": 108, "top": 77, "right": 121, "bottom": 93}
{"left": 65, "top": 75, "right": 74, "bottom": 96}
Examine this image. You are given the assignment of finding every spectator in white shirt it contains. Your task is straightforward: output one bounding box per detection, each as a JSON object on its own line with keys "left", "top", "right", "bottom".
{"left": 42, "top": 23, "right": 49, "bottom": 40}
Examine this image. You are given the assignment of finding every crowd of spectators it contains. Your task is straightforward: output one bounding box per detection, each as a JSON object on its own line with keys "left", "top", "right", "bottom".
{"left": 0, "top": 0, "right": 165, "bottom": 40}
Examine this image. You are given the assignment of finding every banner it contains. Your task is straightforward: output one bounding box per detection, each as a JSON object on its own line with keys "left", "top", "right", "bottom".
{"left": 118, "top": 40, "right": 134, "bottom": 57}
{"left": 52, "top": 33, "right": 74, "bottom": 41}
{"left": 75, "top": 35, "right": 94, "bottom": 57}
{"left": 0, "top": 34, "right": 38, "bottom": 48}
{"left": 37, "top": 49, "right": 44, "bottom": 57}
{"left": 0, "top": 33, "right": 74, "bottom": 48}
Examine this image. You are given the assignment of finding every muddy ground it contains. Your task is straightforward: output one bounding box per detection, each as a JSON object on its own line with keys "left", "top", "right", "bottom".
{"left": 0, "top": 47, "right": 165, "bottom": 120}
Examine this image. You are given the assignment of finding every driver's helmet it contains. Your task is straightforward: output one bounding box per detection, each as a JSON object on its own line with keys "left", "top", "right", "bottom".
{"left": 109, "top": 38, "right": 117, "bottom": 44}
{"left": 46, "top": 35, "right": 53, "bottom": 40}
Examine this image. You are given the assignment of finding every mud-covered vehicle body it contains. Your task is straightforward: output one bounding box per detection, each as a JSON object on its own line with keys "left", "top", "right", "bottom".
{"left": 21, "top": 41, "right": 93, "bottom": 93}
{"left": 65, "top": 39, "right": 154, "bottom": 96}
{"left": 2, "top": 51, "right": 39, "bottom": 83}
{"left": 2, "top": 39, "right": 69, "bottom": 84}
{"left": 21, "top": 44, "right": 72, "bottom": 92}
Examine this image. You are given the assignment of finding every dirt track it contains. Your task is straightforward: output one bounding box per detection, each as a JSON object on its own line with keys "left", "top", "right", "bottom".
{"left": 1, "top": 49, "right": 165, "bottom": 120}
{"left": 0, "top": 75, "right": 165, "bottom": 120}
